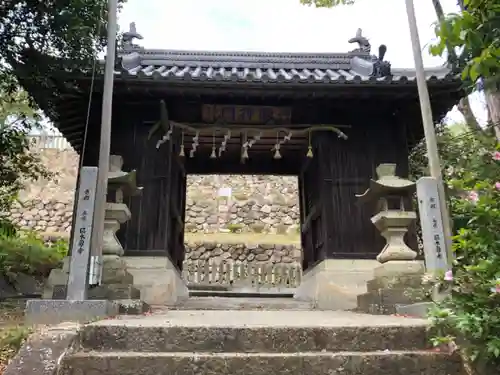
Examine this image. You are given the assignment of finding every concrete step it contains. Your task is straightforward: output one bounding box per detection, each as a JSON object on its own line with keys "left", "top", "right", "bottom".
{"left": 171, "top": 296, "right": 313, "bottom": 310}
{"left": 59, "top": 351, "right": 466, "bottom": 375}
{"left": 187, "top": 283, "right": 230, "bottom": 291}
{"left": 78, "top": 311, "right": 431, "bottom": 353}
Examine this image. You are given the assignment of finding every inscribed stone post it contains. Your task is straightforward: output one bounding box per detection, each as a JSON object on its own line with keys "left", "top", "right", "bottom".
{"left": 66, "top": 167, "right": 98, "bottom": 300}
{"left": 416, "top": 177, "right": 449, "bottom": 272}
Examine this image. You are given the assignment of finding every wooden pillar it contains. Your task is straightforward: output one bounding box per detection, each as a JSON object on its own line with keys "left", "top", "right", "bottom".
{"left": 298, "top": 173, "right": 313, "bottom": 271}
{"left": 298, "top": 133, "right": 327, "bottom": 270}
{"left": 165, "top": 128, "right": 186, "bottom": 271}
{"left": 316, "top": 132, "right": 337, "bottom": 261}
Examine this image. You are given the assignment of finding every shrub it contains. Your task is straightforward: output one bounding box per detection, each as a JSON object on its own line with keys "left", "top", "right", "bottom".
{"left": 226, "top": 223, "right": 243, "bottom": 233}
{"left": 0, "top": 125, "right": 53, "bottom": 231}
{"left": 0, "top": 325, "right": 32, "bottom": 368}
{"left": 428, "top": 148, "right": 500, "bottom": 373}
{"left": 0, "top": 230, "right": 67, "bottom": 281}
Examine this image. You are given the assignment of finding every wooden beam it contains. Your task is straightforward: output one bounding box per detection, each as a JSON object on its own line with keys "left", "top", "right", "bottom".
{"left": 185, "top": 155, "right": 301, "bottom": 175}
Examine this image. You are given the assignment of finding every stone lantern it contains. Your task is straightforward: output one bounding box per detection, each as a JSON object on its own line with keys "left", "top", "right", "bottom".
{"left": 94, "top": 155, "right": 143, "bottom": 300}
{"left": 355, "top": 163, "right": 424, "bottom": 315}
{"left": 103, "top": 155, "right": 143, "bottom": 256}
{"left": 43, "top": 155, "right": 143, "bottom": 301}
{"left": 356, "top": 163, "right": 417, "bottom": 263}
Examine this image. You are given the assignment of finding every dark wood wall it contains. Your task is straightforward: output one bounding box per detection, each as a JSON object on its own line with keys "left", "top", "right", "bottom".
{"left": 80, "top": 94, "right": 417, "bottom": 269}
{"left": 298, "top": 119, "right": 414, "bottom": 269}
{"left": 78, "top": 106, "right": 187, "bottom": 262}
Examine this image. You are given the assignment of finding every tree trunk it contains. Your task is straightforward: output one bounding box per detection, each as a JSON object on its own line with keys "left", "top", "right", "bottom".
{"left": 485, "top": 88, "right": 500, "bottom": 141}
{"left": 432, "top": 0, "right": 487, "bottom": 134}
{"left": 457, "top": 96, "right": 482, "bottom": 133}
{"left": 432, "top": 0, "right": 445, "bottom": 20}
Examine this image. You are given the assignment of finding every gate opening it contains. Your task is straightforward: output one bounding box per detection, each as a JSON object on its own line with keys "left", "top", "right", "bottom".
{"left": 182, "top": 174, "right": 303, "bottom": 295}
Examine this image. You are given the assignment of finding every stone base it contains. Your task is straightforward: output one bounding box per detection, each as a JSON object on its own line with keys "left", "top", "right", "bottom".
{"left": 25, "top": 299, "right": 119, "bottom": 325}
{"left": 52, "top": 284, "right": 141, "bottom": 300}
{"left": 396, "top": 302, "right": 434, "bottom": 318}
{"left": 373, "top": 260, "right": 424, "bottom": 279}
{"left": 89, "top": 284, "right": 140, "bottom": 299}
{"left": 124, "top": 255, "right": 189, "bottom": 305}
{"left": 293, "top": 259, "right": 362, "bottom": 310}
{"left": 44, "top": 255, "right": 140, "bottom": 300}
{"left": 43, "top": 256, "right": 70, "bottom": 299}
{"left": 356, "top": 261, "right": 426, "bottom": 315}
{"left": 44, "top": 255, "right": 188, "bottom": 306}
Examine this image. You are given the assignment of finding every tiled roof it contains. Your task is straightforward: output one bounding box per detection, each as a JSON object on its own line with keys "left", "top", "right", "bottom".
{"left": 116, "top": 48, "right": 456, "bottom": 85}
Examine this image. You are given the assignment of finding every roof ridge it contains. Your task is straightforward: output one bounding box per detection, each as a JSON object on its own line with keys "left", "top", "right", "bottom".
{"left": 122, "top": 48, "right": 371, "bottom": 59}
{"left": 119, "top": 48, "right": 372, "bottom": 68}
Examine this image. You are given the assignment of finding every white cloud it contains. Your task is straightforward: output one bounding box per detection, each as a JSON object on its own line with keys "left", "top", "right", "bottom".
{"left": 119, "top": 0, "right": 458, "bottom": 67}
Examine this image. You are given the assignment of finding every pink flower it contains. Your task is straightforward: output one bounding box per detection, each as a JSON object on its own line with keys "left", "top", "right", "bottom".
{"left": 444, "top": 270, "right": 453, "bottom": 281}
{"left": 493, "top": 151, "right": 500, "bottom": 161}
{"left": 467, "top": 191, "right": 479, "bottom": 202}
{"left": 491, "top": 280, "right": 500, "bottom": 294}
{"left": 495, "top": 182, "right": 500, "bottom": 190}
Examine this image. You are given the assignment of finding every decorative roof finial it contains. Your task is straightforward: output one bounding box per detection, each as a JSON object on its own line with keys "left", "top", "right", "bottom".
{"left": 371, "top": 44, "right": 391, "bottom": 78}
{"left": 348, "top": 28, "right": 371, "bottom": 54}
{"left": 122, "top": 22, "right": 143, "bottom": 50}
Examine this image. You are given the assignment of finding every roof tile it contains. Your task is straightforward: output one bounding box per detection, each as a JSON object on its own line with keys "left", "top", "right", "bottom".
{"left": 116, "top": 49, "right": 456, "bottom": 85}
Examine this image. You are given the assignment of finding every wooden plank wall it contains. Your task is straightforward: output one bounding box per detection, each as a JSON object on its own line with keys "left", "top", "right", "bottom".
{"left": 110, "top": 115, "right": 173, "bottom": 252}
{"left": 105, "top": 99, "right": 416, "bottom": 268}
{"left": 314, "top": 120, "right": 414, "bottom": 262}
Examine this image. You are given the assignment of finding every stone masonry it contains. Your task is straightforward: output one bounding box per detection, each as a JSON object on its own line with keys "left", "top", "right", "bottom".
{"left": 9, "top": 148, "right": 300, "bottom": 234}
{"left": 185, "top": 242, "right": 301, "bottom": 264}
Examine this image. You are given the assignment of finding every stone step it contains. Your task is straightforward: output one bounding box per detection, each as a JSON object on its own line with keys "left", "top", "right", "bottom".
{"left": 188, "top": 289, "right": 295, "bottom": 298}
{"left": 171, "top": 296, "right": 313, "bottom": 310}
{"left": 59, "top": 351, "right": 465, "bottom": 375}
{"left": 78, "top": 322, "right": 431, "bottom": 353}
{"left": 187, "top": 283, "right": 230, "bottom": 291}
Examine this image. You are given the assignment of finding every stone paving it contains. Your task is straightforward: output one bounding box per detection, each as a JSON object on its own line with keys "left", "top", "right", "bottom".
{"left": 91, "top": 297, "right": 428, "bottom": 328}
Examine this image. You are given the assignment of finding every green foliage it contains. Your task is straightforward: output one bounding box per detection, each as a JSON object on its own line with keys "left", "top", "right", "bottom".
{"left": 0, "top": 230, "right": 68, "bottom": 282}
{"left": 299, "top": 0, "right": 354, "bottom": 6}
{"left": 1, "top": 0, "right": 127, "bottom": 111}
{"left": 424, "top": 140, "right": 500, "bottom": 371}
{"left": 226, "top": 223, "right": 244, "bottom": 233}
{"left": 0, "top": 122, "right": 53, "bottom": 232}
{"left": 0, "top": 325, "right": 32, "bottom": 368}
{"left": 409, "top": 124, "right": 495, "bottom": 187}
{"left": 430, "top": 0, "right": 500, "bottom": 87}
{"left": 0, "top": 90, "right": 38, "bottom": 128}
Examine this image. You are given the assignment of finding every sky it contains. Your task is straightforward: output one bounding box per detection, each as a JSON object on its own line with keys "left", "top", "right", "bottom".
{"left": 41, "top": 0, "right": 488, "bottom": 134}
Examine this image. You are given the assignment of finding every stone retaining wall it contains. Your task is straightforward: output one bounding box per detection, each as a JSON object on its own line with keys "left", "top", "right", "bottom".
{"left": 8, "top": 149, "right": 300, "bottom": 234}
{"left": 185, "top": 242, "right": 301, "bottom": 264}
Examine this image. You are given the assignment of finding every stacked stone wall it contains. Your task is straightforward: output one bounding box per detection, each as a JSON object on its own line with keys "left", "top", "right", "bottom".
{"left": 185, "top": 242, "right": 301, "bottom": 264}
{"left": 8, "top": 149, "right": 300, "bottom": 234}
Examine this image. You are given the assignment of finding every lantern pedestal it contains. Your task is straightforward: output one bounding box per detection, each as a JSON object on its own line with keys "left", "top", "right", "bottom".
{"left": 355, "top": 163, "right": 424, "bottom": 315}
{"left": 372, "top": 211, "right": 417, "bottom": 263}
